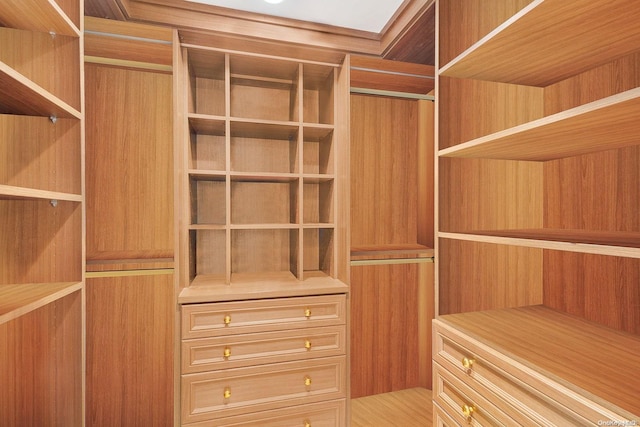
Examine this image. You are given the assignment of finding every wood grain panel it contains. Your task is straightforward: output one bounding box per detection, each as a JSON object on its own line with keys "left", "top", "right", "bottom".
{"left": 85, "top": 63, "right": 174, "bottom": 262}
{"left": 350, "top": 94, "right": 419, "bottom": 247}
{"left": 350, "top": 264, "right": 422, "bottom": 398}
{"left": 0, "top": 291, "right": 82, "bottom": 426}
{"left": 438, "top": 239, "right": 543, "bottom": 315}
{"left": 439, "top": 158, "right": 543, "bottom": 232}
{"left": 438, "top": 76, "right": 543, "bottom": 150}
{"left": 86, "top": 273, "right": 174, "bottom": 426}
{"left": 544, "top": 251, "right": 640, "bottom": 335}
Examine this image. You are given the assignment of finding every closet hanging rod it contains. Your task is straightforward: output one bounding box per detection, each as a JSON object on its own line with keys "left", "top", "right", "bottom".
{"left": 350, "top": 87, "right": 435, "bottom": 101}
{"left": 350, "top": 66, "right": 434, "bottom": 80}
{"left": 350, "top": 257, "right": 434, "bottom": 267}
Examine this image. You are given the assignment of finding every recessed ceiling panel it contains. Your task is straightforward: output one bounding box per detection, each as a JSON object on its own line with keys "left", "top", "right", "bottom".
{"left": 186, "top": 0, "right": 405, "bottom": 33}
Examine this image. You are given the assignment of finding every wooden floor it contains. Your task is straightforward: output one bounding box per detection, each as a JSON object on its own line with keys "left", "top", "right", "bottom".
{"left": 350, "top": 388, "right": 433, "bottom": 427}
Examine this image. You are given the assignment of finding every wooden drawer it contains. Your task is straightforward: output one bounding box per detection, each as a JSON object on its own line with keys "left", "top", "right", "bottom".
{"left": 433, "top": 320, "right": 601, "bottom": 425}
{"left": 433, "top": 402, "right": 461, "bottom": 427}
{"left": 183, "top": 399, "right": 346, "bottom": 427}
{"left": 182, "top": 295, "right": 346, "bottom": 339}
{"left": 182, "top": 325, "right": 346, "bottom": 373}
{"left": 181, "top": 356, "right": 347, "bottom": 424}
{"left": 434, "top": 363, "right": 512, "bottom": 426}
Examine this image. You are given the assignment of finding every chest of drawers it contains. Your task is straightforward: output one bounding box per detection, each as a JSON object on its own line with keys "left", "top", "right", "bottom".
{"left": 181, "top": 294, "right": 348, "bottom": 425}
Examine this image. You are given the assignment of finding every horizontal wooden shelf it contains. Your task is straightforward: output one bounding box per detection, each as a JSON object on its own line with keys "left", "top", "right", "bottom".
{"left": 179, "top": 271, "right": 348, "bottom": 304}
{"left": 438, "top": 305, "right": 640, "bottom": 418}
{"left": 0, "top": 184, "right": 83, "bottom": 202}
{"left": 230, "top": 118, "right": 299, "bottom": 139}
{"left": 351, "top": 243, "right": 434, "bottom": 257}
{"left": 188, "top": 171, "right": 334, "bottom": 183}
{"left": 303, "top": 124, "right": 334, "bottom": 139}
{"left": 189, "top": 223, "right": 335, "bottom": 230}
{"left": 188, "top": 114, "right": 225, "bottom": 135}
{"left": 188, "top": 169, "right": 226, "bottom": 180}
{"left": 439, "top": 230, "right": 640, "bottom": 259}
{"left": 439, "top": 0, "right": 640, "bottom": 86}
{"left": 0, "top": 282, "right": 83, "bottom": 325}
{"left": 439, "top": 88, "right": 640, "bottom": 161}
{"left": 0, "top": 0, "right": 80, "bottom": 37}
{"left": 0, "top": 61, "right": 81, "bottom": 119}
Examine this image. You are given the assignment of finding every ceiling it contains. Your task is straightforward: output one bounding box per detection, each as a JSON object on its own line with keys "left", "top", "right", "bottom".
{"left": 84, "top": 0, "right": 435, "bottom": 65}
{"left": 185, "top": 0, "right": 406, "bottom": 33}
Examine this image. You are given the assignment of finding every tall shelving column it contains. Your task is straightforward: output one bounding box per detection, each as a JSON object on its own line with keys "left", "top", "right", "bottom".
{"left": 0, "top": 0, "right": 84, "bottom": 424}
{"left": 435, "top": 0, "right": 640, "bottom": 423}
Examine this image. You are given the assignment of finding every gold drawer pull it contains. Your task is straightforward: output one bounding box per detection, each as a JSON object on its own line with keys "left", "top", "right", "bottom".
{"left": 461, "top": 404, "right": 475, "bottom": 423}
{"left": 223, "top": 315, "right": 231, "bottom": 326}
{"left": 304, "top": 375, "right": 312, "bottom": 387}
{"left": 462, "top": 356, "right": 475, "bottom": 371}
{"left": 223, "top": 387, "right": 231, "bottom": 399}
{"left": 223, "top": 347, "right": 231, "bottom": 359}
{"left": 304, "top": 308, "right": 312, "bottom": 318}
{"left": 304, "top": 420, "right": 311, "bottom": 427}
{"left": 305, "top": 340, "right": 312, "bottom": 350}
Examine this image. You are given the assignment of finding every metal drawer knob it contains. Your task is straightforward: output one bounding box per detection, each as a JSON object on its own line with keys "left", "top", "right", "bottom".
{"left": 304, "top": 308, "right": 312, "bottom": 318}
{"left": 304, "top": 375, "right": 312, "bottom": 387}
{"left": 223, "top": 315, "right": 231, "bottom": 325}
{"left": 223, "top": 346, "right": 231, "bottom": 359}
{"left": 461, "top": 404, "right": 475, "bottom": 423}
{"left": 223, "top": 387, "right": 231, "bottom": 399}
{"left": 304, "top": 420, "right": 311, "bottom": 427}
{"left": 305, "top": 340, "right": 312, "bottom": 350}
{"left": 462, "top": 356, "right": 475, "bottom": 371}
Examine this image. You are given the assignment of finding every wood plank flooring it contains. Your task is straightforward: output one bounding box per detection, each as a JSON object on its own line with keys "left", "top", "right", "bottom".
{"left": 350, "top": 387, "right": 433, "bottom": 426}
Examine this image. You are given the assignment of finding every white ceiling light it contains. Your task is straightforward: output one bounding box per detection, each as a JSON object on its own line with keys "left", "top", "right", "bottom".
{"left": 264, "top": 0, "right": 284, "bottom": 3}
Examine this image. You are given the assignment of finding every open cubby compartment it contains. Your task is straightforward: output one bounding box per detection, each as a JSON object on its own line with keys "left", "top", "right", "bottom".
{"left": 190, "top": 229, "right": 227, "bottom": 284}
{"left": 187, "top": 48, "right": 226, "bottom": 116}
{"left": 1, "top": 114, "right": 81, "bottom": 195}
{"left": 230, "top": 120, "right": 299, "bottom": 174}
{"left": 231, "top": 228, "right": 300, "bottom": 278}
{"left": 303, "top": 227, "right": 334, "bottom": 277}
{"left": 189, "top": 115, "right": 226, "bottom": 171}
{"left": 230, "top": 177, "right": 299, "bottom": 225}
{"left": 229, "top": 54, "right": 300, "bottom": 122}
{"left": 189, "top": 175, "right": 226, "bottom": 226}
{"left": 0, "top": 198, "right": 82, "bottom": 285}
{"left": 303, "top": 126, "right": 334, "bottom": 174}
{"left": 0, "top": 27, "right": 81, "bottom": 113}
{"left": 303, "top": 178, "right": 334, "bottom": 225}
{"left": 302, "top": 63, "right": 335, "bottom": 125}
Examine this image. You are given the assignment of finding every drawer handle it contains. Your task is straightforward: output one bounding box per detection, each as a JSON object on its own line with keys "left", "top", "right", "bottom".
{"left": 223, "top": 347, "right": 231, "bottom": 360}
{"left": 462, "top": 357, "right": 475, "bottom": 371}
{"left": 304, "top": 375, "right": 312, "bottom": 387}
{"left": 304, "top": 420, "right": 311, "bottom": 427}
{"left": 304, "top": 308, "right": 312, "bottom": 318}
{"left": 223, "top": 315, "right": 231, "bottom": 326}
{"left": 223, "top": 387, "right": 231, "bottom": 400}
{"left": 305, "top": 340, "right": 312, "bottom": 350}
{"left": 461, "top": 404, "right": 475, "bottom": 423}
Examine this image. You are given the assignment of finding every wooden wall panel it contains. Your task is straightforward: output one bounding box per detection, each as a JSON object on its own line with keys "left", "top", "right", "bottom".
{"left": 438, "top": 239, "right": 543, "bottom": 315}
{"left": 350, "top": 94, "right": 419, "bottom": 247}
{"left": 0, "top": 291, "right": 82, "bottom": 426}
{"left": 350, "top": 264, "right": 423, "bottom": 398}
{"left": 86, "top": 274, "right": 174, "bottom": 426}
{"left": 85, "top": 63, "right": 174, "bottom": 263}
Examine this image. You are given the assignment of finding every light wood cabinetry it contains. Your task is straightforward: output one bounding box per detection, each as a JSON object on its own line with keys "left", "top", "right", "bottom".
{"left": 349, "top": 57, "right": 435, "bottom": 398}
{"left": 435, "top": 0, "right": 640, "bottom": 424}
{"left": 0, "top": 0, "right": 84, "bottom": 424}
{"left": 83, "top": 17, "right": 176, "bottom": 426}
{"left": 176, "top": 44, "right": 349, "bottom": 425}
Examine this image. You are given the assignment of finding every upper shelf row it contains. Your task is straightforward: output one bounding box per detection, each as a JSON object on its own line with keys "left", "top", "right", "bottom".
{"left": 185, "top": 47, "right": 337, "bottom": 125}
{"left": 0, "top": 0, "right": 81, "bottom": 37}
{"left": 439, "top": 0, "right": 640, "bottom": 87}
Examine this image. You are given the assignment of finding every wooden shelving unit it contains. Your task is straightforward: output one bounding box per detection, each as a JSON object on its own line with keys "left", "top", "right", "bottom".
{"left": 178, "top": 45, "right": 349, "bottom": 302}
{"left": 0, "top": 0, "right": 84, "bottom": 425}
{"left": 435, "top": 0, "right": 640, "bottom": 423}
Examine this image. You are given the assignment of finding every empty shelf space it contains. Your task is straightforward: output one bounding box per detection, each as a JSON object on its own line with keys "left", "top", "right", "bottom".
{"left": 439, "top": 88, "right": 640, "bottom": 161}
{"left": 0, "top": 62, "right": 81, "bottom": 119}
{"left": 0, "top": 0, "right": 80, "bottom": 37}
{"left": 188, "top": 114, "right": 226, "bottom": 135}
{"left": 440, "top": 0, "right": 640, "bottom": 86}
{"left": 439, "top": 230, "right": 640, "bottom": 259}
{"left": 0, "top": 282, "right": 83, "bottom": 325}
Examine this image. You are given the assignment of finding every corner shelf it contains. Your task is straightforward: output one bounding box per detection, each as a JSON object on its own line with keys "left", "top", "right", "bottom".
{"left": 440, "top": 0, "right": 640, "bottom": 86}
{"left": 439, "top": 87, "right": 640, "bottom": 161}
{"left": 0, "top": 0, "right": 80, "bottom": 37}
{"left": 0, "top": 282, "right": 82, "bottom": 325}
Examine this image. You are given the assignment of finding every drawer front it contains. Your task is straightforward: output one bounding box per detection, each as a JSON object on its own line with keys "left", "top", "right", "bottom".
{"left": 433, "top": 402, "right": 461, "bottom": 427}
{"left": 182, "top": 356, "right": 347, "bottom": 424}
{"left": 182, "top": 325, "right": 346, "bottom": 373}
{"left": 183, "top": 399, "right": 346, "bottom": 427}
{"left": 433, "top": 320, "right": 599, "bottom": 425}
{"left": 182, "top": 295, "right": 346, "bottom": 339}
{"left": 434, "top": 363, "right": 512, "bottom": 426}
